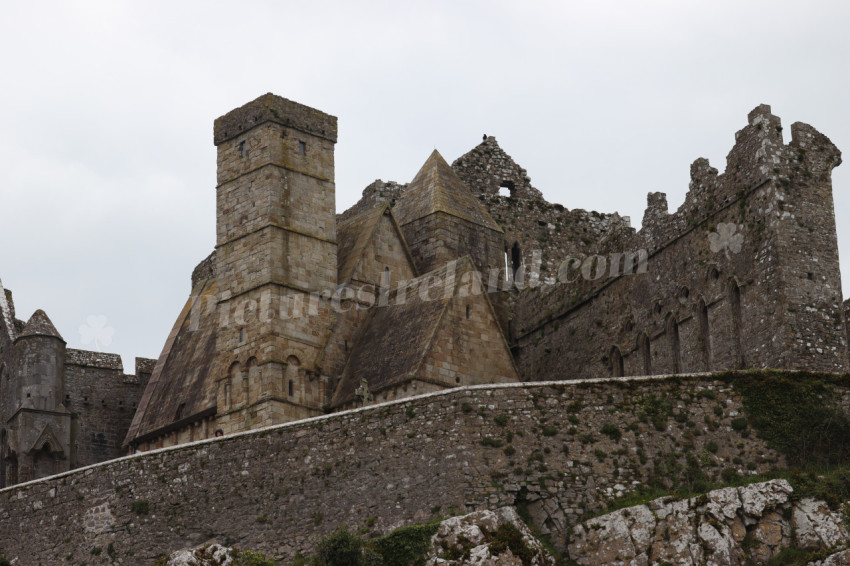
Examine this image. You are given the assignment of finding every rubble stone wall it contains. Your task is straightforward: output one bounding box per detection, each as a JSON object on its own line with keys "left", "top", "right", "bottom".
{"left": 0, "top": 372, "right": 800, "bottom": 564}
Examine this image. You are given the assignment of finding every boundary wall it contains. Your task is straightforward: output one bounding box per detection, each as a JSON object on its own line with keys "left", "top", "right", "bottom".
{"left": 0, "top": 373, "right": 791, "bottom": 564}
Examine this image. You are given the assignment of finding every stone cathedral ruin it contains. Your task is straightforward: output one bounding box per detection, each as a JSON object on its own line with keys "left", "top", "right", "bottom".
{"left": 0, "top": 93, "right": 844, "bottom": 488}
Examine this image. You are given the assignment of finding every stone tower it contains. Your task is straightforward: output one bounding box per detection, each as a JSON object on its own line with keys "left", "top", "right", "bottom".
{"left": 212, "top": 93, "right": 338, "bottom": 433}
{"left": 4, "top": 310, "right": 71, "bottom": 484}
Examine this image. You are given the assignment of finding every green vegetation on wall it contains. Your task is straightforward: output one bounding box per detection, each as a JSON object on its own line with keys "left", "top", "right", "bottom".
{"left": 730, "top": 370, "right": 850, "bottom": 467}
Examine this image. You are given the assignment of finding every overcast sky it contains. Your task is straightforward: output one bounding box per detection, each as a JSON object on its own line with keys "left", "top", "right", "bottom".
{"left": 1, "top": 1, "right": 849, "bottom": 372}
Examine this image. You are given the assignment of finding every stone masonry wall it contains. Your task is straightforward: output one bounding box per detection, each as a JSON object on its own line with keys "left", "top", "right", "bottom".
{"left": 0, "top": 373, "right": 792, "bottom": 565}
{"left": 64, "top": 351, "right": 153, "bottom": 469}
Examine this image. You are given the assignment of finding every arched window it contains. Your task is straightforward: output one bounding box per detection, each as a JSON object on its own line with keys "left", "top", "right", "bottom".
{"left": 0, "top": 430, "right": 6, "bottom": 488}
{"left": 729, "top": 281, "right": 744, "bottom": 369}
{"left": 611, "top": 346, "right": 624, "bottom": 377}
{"left": 511, "top": 242, "right": 522, "bottom": 282}
{"left": 227, "top": 362, "right": 242, "bottom": 408}
{"left": 285, "top": 356, "right": 300, "bottom": 398}
{"left": 667, "top": 315, "right": 681, "bottom": 374}
{"left": 638, "top": 332, "right": 652, "bottom": 376}
{"left": 246, "top": 357, "right": 260, "bottom": 405}
{"left": 33, "top": 444, "right": 55, "bottom": 479}
{"left": 698, "top": 299, "right": 711, "bottom": 370}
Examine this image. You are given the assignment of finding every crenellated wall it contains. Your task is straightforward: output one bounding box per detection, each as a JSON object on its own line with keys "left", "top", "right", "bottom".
{"left": 509, "top": 105, "right": 847, "bottom": 380}
{"left": 0, "top": 372, "right": 801, "bottom": 565}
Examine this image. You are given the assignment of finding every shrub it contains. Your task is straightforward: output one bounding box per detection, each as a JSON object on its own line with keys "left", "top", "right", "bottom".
{"left": 481, "top": 436, "right": 503, "bottom": 448}
{"left": 735, "top": 371, "right": 850, "bottom": 466}
{"left": 600, "top": 423, "right": 621, "bottom": 442}
{"left": 541, "top": 426, "right": 558, "bottom": 437}
{"left": 130, "top": 500, "right": 149, "bottom": 515}
{"left": 493, "top": 414, "right": 509, "bottom": 427}
{"left": 371, "top": 522, "right": 438, "bottom": 566}
{"left": 316, "top": 527, "right": 364, "bottom": 566}
{"left": 232, "top": 549, "right": 278, "bottom": 566}
{"left": 731, "top": 417, "right": 748, "bottom": 432}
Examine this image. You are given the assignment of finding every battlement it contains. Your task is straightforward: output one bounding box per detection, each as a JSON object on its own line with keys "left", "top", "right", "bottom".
{"left": 66, "top": 348, "right": 124, "bottom": 370}
{"left": 213, "top": 92, "right": 338, "bottom": 145}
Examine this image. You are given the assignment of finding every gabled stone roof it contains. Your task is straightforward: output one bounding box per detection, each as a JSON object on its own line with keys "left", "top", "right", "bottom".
{"left": 123, "top": 271, "right": 219, "bottom": 447}
{"left": 331, "top": 256, "right": 514, "bottom": 407}
{"left": 336, "top": 202, "right": 417, "bottom": 285}
{"left": 17, "top": 309, "right": 63, "bottom": 341}
{"left": 393, "top": 150, "right": 502, "bottom": 232}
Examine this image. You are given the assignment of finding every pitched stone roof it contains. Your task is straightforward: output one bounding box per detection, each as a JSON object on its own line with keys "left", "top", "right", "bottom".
{"left": 331, "top": 256, "right": 510, "bottom": 407}
{"left": 393, "top": 150, "right": 502, "bottom": 232}
{"left": 336, "top": 202, "right": 417, "bottom": 284}
{"left": 18, "top": 309, "right": 63, "bottom": 341}
{"left": 123, "top": 268, "right": 219, "bottom": 447}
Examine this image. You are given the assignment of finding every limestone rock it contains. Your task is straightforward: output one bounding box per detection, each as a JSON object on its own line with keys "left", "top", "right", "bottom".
{"left": 426, "top": 507, "right": 557, "bottom": 566}
{"left": 164, "top": 543, "right": 235, "bottom": 566}
{"left": 567, "top": 479, "right": 850, "bottom": 565}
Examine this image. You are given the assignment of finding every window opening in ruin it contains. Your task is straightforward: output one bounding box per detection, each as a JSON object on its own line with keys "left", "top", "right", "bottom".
{"left": 730, "top": 282, "right": 744, "bottom": 368}
{"left": 668, "top": 316, "right": 681, "bottom": 373}
{"left": 238, "top": 140, "right": 247, "bottom": 158}
{"left": 0, "top": 430, "right": 6, "bottom": 488}
{"left": 288, "top": 380, "right": 294, "bottom": 397}
{"left": 611, "top": 347, "right": 624, "bottom": 377}
{"left": 344, "top": 340, "right": 348, "bottom": 352}
{"left": 639, "top": 333, "right": 651, "bottom": 375}
{"left": 807, "top": 272, "right": 814, "bottom": 280}
{"left": 511, "top": 242, "right": 522, "bottom": 282}
{"left": 455, "top": 377, "right": 461, "bottom": 384}
{"left": 239, "top": 328, "right": 244, "bottom": 342}
{"left": 699, "top": 300, "right": 711, "bottom": 370}
{"left": 498, "top": 181, "right": 515, "bottom": 198}
{"left": 175, "top": 402, "right": 185, "bottom": 420}
{"left": 384, "top": 267, "right": 390, "bottom": 287}
{"left": 466, "top": 305, "right": 471, "bottom": 320}
{"left": 504, "top": 251, "right": 510, "bottom": 282}
{"left": 298, "top": 141, "right": 306, "bottom": 155}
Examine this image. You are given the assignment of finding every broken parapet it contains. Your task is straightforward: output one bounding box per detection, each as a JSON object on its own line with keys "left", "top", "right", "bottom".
{"left": 452, "top": 135, "right": 543, "bottom": 200}
{"left": 637, "top": 104, "right": 842, "bottom": 252}
{"left": 0, "top": 279, "right": 16, "bottom": 343}
{"left": 191, "top": 250, "right": 217, "bottom": 289}
{"left": 337, "top": 179, "right": 408, "bottom": 224}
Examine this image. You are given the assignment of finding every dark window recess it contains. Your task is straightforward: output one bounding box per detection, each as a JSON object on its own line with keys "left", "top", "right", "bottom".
{"left": 175, "top": 402, "right": 185, "bottom": 420}
{"left": 238, "top": 140, "right": 247, "bottom": 158}
{"left": 239, "top": 328, "right": 244, "bottom": 342}
{"left": 288, "top": 380, "right": 294, "bottom": 396}
{"left": 466, "top": 305, "right": 471, "bottom": 319}
{"left": 298, "top": 141, "right": 306, "bottom": 155}
{"left": 807, "top": 272, "right": 814, "bottom": 280}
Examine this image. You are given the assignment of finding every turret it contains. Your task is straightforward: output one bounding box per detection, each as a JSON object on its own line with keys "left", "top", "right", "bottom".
{"left": 14, "top": 310, "right": 65, "bottom": 411}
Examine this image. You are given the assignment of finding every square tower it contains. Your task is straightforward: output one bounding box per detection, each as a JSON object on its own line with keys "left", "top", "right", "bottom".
{"left": 213, "top": 94, "right": 338, "bottom": 433}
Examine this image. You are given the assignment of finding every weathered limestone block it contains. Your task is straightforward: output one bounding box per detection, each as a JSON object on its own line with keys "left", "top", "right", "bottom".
{"left": 426, "top": 507, "right": 556, "bottom": 566}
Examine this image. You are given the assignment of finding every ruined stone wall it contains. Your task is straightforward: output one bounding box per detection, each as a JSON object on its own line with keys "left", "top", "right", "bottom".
{"left": 0, "top": 373, "right": 789, "bottom": 565}
{"left": 511, "top": 105, "right": 847, "bottom": 380}
{"left": 64, "top": 351, "right": 152, "bottom": 469}
{"left": 400, "top": 212, "right": 505, "bottom": 277}
{"left": 451, "top": 137, "right": 634, "bottom": 285}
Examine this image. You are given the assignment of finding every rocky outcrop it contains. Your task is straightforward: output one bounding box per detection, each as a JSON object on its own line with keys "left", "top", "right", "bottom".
{"left": 427, "top": 507, "right": 557, "bottom": 566}
{"left": 163, "top": 543, "right": 237, "bottom": 565}
{"left": 569, "top": 479, "right": 850, "bottom": 565}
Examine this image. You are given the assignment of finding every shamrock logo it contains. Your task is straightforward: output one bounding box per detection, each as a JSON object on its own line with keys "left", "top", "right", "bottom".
{"left": 79, "top": 315, "right": 115, "bottom": 351}
{"left": 708, "top": 223, "right": 744, "bottom": 259}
